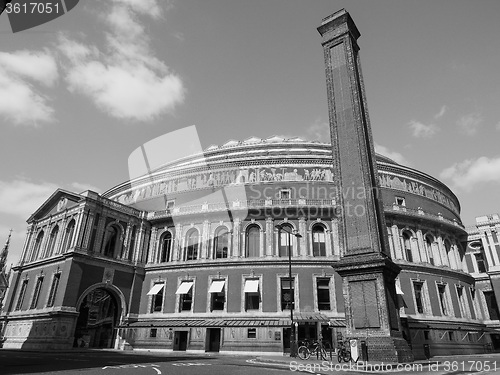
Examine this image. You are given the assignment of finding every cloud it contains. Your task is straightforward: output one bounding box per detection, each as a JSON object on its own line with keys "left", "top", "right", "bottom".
{"left": 58, "top": 1, "right": 184, "bottom": 121}
{"left": 0, "top": 179, "right": 58, "bottom": 219}
{"left": 0, "top": 50, "right": 58, "bottom": 126}
{"left": 440, "top": 156, "right": 500, "bottom": 191}
{"left": 434, "top": 105, "right": 447, "bottom": 120}
{"left": 457, "top": 112, "right": 482, "bottom": 136}
{"left": 304, "top": 119, "right": 330, "bottom": 142}
{"left": 374, "top": 144, "right": 410, "bottom": 166}
{"left": 408, "top": 120, "right": 439, "bottom": 138}
{"left": 70, "top": 182, "right": 101, "bottom": 193}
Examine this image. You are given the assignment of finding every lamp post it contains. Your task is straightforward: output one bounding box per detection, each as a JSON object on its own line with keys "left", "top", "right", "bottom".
{"left": 275, "top": 224, "right": 302, "bottom": 358}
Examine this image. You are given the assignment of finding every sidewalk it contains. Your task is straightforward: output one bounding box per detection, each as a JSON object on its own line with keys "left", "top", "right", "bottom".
{"left": 253, "top": 352, "right": 498, "bottom": 372}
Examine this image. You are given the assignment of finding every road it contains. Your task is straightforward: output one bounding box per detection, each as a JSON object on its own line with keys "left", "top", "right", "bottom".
{"left": 1, "top": 349, "right": 499, "bottom": 375}
{"left": 0, "top": 350, "right": 290, "bottom": 375}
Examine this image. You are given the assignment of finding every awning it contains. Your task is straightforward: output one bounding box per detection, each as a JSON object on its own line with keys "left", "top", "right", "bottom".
{"left": 208, "top": 280, "right": 225, "bottom": 293}
{"left": 294, "top": 312, "right": 330, "bottom": 322}
{"left": 395, "top": 285, "right": 404, "bottom": 295}
{"left": 175, "top": 281, "right": 194, "bottom": 295}
{"left": 328, "top": 319, "right": 346, "bottom": 327}
{"left": 119, "top": 319, "right": 290, "bottom": 328}
{"left": 244, "top": 279, "right": 259, "bottom": 293}
{"left": 147, "top": 283, "right": 164, "bottom": 296}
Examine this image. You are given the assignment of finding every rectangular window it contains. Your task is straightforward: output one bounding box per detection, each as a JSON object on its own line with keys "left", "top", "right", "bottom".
{"left": 280, "top": 278, "right": 294, "bottom": 311}
{"left": 209, "top": 280, "right": 225, "bottom": 311}
{"left": 484, "top": 291, "right": 500, "bottom": 320}
{"left": 148, "top": 283, "right": 164, "bottom": 313}
{"left": 31, "top": 277, "right": 44, "bottom": 309}
{"left": 437, "top": 284, "right": 448, "bottom": 316}
{"left": 456, "top": 286, "right": 466, "bottom": 317}
{"left": 46, "top": 273, "right": 61, "bottom": 307}
{"left": 448, "top": 331, "right": 454, "bottom": 341}
{"left": 176, "top": 281, "right": 194, "bottom": 312}
{"left": 424, "top": 330, "right": 430, "bottom": 340}
{"left": 15, "top": 280, "right": 29, "bottom": 311}
{"left": 475, "top": 253, "right": 487, "bottom": 273}
{"left": 244, "top": 279, "right": 260, "bottom": 311}
{"left": 247, "top": 328, "right": 256, "bottom": 339}
{"left": 150, "top": 328, "right": 157, "bottom": 338}
{"left": 279, "top": 189, "right": 291, "bottom": 200}
{"left": 413, "top": 282, "right": 424, "bottom": 314}
{"left": 316, "top": 278, "right": 331, "bottom": 311}
{"left": 395, "top": 197, "right": 406, "bottom": 206}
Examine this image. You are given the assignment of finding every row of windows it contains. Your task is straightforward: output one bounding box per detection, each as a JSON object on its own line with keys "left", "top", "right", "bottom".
{"left": 29, "top": 221, "right": 76, "bottom": 262}
{"left": 148, "top": 277, "right": 332, "bottom": 314}
{"left": 156, "top": 223, "right": 328, "bottom": 263}
{"left": 397, "top": 229, "right": 462, "bottom": 270}
{"left": 409, "top": 280, "right": 472, "bottom": 319}
{"left": 15, "top": 273, "right": 61, "bottom": 311}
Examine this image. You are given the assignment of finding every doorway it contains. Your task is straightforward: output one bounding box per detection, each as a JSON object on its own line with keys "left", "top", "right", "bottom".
{"left": 206, "top": 328, "right": 221, "bottom": 352}
{"left": 174, "top": 331, "right": 188, "bottom": 351}
{"left": 73, "top": 288, "right": 118, "bottom": 348}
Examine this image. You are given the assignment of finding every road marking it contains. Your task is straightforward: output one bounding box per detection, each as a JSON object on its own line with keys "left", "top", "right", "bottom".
{"left": 102, "top": 363, "right": 161, "bottom": 374}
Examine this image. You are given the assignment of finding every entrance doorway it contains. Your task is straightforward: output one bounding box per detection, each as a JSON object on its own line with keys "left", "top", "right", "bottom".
{"left": 74, "top": 288, "right": 118, "bottom": 348}
{"left": 174, "top": 331, "right": 188, "bottom": 351}
{"left": 206, "top": 328, "right": 221, "bottom": 352}
{"left": 283, "top": 327, "right": 291, "bottom": 353}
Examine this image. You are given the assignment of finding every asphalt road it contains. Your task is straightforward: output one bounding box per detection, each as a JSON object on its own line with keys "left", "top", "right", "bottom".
{"left": 0, "top": 350, "right": 291, "bottom": 375}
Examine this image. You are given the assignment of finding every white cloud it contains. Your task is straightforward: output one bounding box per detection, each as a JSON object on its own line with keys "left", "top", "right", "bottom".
{"left": 0, "top": 179, "right": 58, "bottom": 219}
{"left": 434, "top": 105, "right": 447, "bottom": 120}
{"left": 408, "top": 120, "right": 439, "bottom": 138}
{"left": 374, "top": 144, "right": 410, "bottom": 166}
{"left": 304, "top": 119, "right": 330, "bottom": 142}
{"left": 0, "top": 50, "right": 58, "bottom": 126}
{"left": 58, "top": 1, "right": 184, "bottom": 121}
{"left": 457, "top": 112, "right": 482, "bottom": 136}
{"left": 70, "top": 182, "right": 101, "bottom": 193}
{"left": 440, "top": 156, "right": 500, "bottom": 191}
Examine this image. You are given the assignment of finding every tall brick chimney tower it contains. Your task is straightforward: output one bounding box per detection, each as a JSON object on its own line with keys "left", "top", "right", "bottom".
{"left": 318, "top": 9, "right": 413, "bottom": 362}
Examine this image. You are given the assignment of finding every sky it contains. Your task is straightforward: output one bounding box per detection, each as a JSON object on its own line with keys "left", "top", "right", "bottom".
{"left": 1, "top": 0, "right": 500, "bottom": 267}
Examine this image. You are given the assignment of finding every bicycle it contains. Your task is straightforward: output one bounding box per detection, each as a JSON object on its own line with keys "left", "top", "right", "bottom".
{"left": 297, "top": 339, "right": 328, "bottom": 360}
{"left": 336, "top": 340, "right": 351, "bottom": 363}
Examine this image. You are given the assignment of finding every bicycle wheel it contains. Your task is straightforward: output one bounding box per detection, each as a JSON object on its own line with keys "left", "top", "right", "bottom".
{"left": 337, "top": 350, "right": 343, "bottom": 363}
{"left": 318, "top": 347, "right": 328, "bottom": 361}
{"left": 343, "top": 350, "right": 351, "bottom": 363}
{"left": 297, "top": 345, "right": 310, "bottom": 360}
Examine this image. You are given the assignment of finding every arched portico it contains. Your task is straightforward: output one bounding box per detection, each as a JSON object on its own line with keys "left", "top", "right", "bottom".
{"left": 73, "top": 283, "right": 127, "bottom": 349}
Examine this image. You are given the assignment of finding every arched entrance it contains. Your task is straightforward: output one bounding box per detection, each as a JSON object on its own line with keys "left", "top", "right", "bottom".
{"left": 73, "top": 288, "right": 119, "bottom": 348}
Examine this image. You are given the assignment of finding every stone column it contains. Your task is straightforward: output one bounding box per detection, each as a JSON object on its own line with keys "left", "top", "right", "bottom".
{"left": 201, "top": 220, "right": 210, "bottom": 259}
{"left": 416, "top": 230, "right": 427, "bottom": 263}
{"left": 485, "top": 231, "right": 500, "bottom": 266}
{"left": 233, "top": 218, "right": 241, "bottom": 258}
{"left": 265, "top": 217, "right": 274, "bottom": 257}
{"left": 437, "top": 235, "right": 449, "bottom": 267}
{"left": 331, "top": 218, "right": 341, "bottom": 257}
{"left": 391, "top": 225, "right": 403, "bottom": 260}
{"left": 299, "top": 217, "right": 308, "bottom": 257}
{"left": 172, "top": 223, "right": 182, "bottom": 262}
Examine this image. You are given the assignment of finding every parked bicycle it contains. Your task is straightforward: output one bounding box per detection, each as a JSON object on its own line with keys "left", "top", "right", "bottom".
{"left": 297, "top": 339, "right": 332, "bottom": 360}
{"left": 336, "top": 339, "right": 351, "bottom": 363}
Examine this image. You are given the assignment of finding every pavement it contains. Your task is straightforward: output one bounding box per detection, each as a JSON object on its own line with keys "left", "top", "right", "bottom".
{"left": 252, "top": 352, "right": 500, "bottom": 372}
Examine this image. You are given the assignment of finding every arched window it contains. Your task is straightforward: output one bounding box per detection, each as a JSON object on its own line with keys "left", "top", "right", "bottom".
{"left": 213, "top": 227, "right": 229, "bottom": 259}
{"left": 245, "top": 225, "right": 260, "bottom": 258}
{"left": 279, "top": 224, "right": 294, "bottom": 257}
{"left": 46, "top": 226, "right": 59, "bottom": 258}
{"left": 425, "top": 235, "right": 434, "bottom": 265}
{"left": 31, "top": 231, "right": 44, "bottom": 261}
{"left": 128, "top": 226, "right": 136, "bottom": 261}
{"left": 312, "top": 224, "right": 326, "bottom": 257}
{"left": 444, "top": 239, "right": 454, "bottom": 268}
{"left": 103, "top": 225, "right": 119, "bottom": 257}
{"left": 402, "top": 231, "right": 413, "bottom": 262}
{"left": 160, "top": 231, "right": 172, "bottom": 262}
{"left": 62, "top": 220, "right": 75, "bottom": 252}
{"left": 184, "top": 229, "right": 199, "bottom": 261}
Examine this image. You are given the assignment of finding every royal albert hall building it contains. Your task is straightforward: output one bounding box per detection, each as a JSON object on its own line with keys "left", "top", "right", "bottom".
{"left": 1, "top": 136, "right": 498, "bottom": 359}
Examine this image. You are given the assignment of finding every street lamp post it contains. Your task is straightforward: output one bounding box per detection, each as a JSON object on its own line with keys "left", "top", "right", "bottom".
{"left": 275, "top": 224, "right": 302, "bottom": 358}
